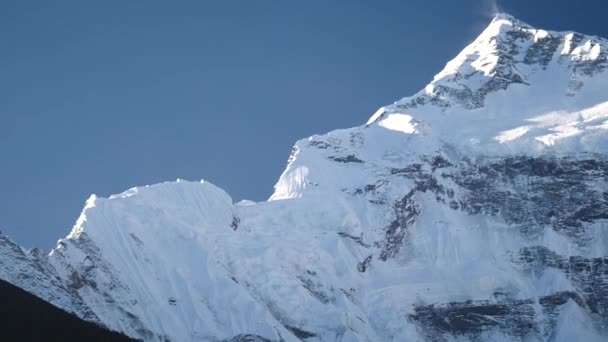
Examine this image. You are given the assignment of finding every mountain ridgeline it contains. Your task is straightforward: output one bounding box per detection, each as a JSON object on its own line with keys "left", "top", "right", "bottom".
{"left": 1, "top": 14, "right": 608, "bottom": 341}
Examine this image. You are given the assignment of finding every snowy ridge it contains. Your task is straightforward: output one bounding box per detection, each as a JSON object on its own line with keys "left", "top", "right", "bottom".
{"left": 0, "top": 232, "right": 98, "bottom": 322}
{"left": 1, "top": 13, "right": 608, "bottom": 341}
{"left": 48, "top": 180, "right": 291, "bottom": 341}
{"left": 366, "top": 13, "right": 608, "bottom": 155}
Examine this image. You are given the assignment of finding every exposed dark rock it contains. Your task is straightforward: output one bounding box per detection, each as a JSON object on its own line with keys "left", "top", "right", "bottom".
{"left": 308, "top": 140, "right": 330, "bottom": 149}
{"left": 329, "top": 155, "right": 364, "bottom": 163}
{"left": 223, "top": 334, "right": 273, "bottom": 342}
{"left": 518, "top": 246, "right": 608, "bottom": 321}
{"left": 357, "top": 255, "right": 372, "bottom": 273}
{"left": 390, "top": 163, "right": 423, "bottom": 175}
{"left": 362, "top": 153, "right": 608, "bottom": 337}
{"left": 448, "top": 200, "right": 459, "bottom": 210}
{"left": 297, "top": 275, "right": 334, "bottom": 304}
{"left": 409, "top": 290, "right": 594, "bottom": 340}
{"left": 282, "top": 324, "right": 316, "bottom": 340}
{"left": 539, "top": 291, "right": 584, "bottom": 307}
{"left": 51, "top": 233, "right": 157, "bottom": 340}
{"left": 287, "top": 147, "right": 298, "bottom": 163}
{"left": 410, "top": 298, "right": 536, "bottom": 340}
{"left": 426, "top": 154, "right": 453, "bottom": 171}
{"left": 538, "top": 290, "right": 586, "bottom": 334}
{"left": 372, "top": 154, "right": 608, "bottom": 272}
{"left": 129, "top": 233, "right": 144, "bottom": 247}
{"left": 563, "top": 33, "right": 585, "bottom": 55}
{"left": 573, "top": 38, "right": 608, "bottom": 76}
{"left": 231, "top": 215, "right": 241, "bottom": 231}
{"left": 353, "top": 181, "right": 388, "bottom": 196}
{"left": 376, "top": 189, "right": 419, "bottom": 261}
{"left": 340, "top": 288, "right": 356, "bottom": 302}
{"left": 28, "top": 247, "right": 43, "bottom": 258}
{"left": 69, "top": 270, "right": 84, "bottom": 289}
{"left": 337, "top": 232, "right": 371, "bottom": 248}
{"left": 444, "top": 155, "right": 608, "bottom": 243}
{"left": 524, "top": 34, "right": 561, "bottom": 67}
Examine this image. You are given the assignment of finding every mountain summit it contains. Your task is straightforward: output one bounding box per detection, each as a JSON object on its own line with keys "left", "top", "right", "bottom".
{"left": 365, "top": 12, "right": 608, "bottom": 154}
{"left": 381, "top": 12, "right": 608, "bottom": 111}
{"left": 2, "top": 15, "right": 608, "bottom": 342}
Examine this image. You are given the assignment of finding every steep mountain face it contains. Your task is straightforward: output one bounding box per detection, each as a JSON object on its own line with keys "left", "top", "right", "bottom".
{"left": 0, "top": 233, "right": 98, "bottom": 322}
{"left": 1, "top": 14, "right": 608, "bottom": 342}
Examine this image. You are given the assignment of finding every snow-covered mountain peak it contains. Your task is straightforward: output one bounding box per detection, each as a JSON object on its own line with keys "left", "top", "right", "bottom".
{"left": 2, "top": 14, "right": 608, "bottom": 342}
{"left": 426, "top": 12, "right": 607, "bottom": 97}
{"left": 363, "top": 14, "right": 608, "bottom": 156}
{"left": 431, "top": 12, "right": 534, "bottom": 81}
{"left": 59, "top": 180, "right": 233, "bottom": 245}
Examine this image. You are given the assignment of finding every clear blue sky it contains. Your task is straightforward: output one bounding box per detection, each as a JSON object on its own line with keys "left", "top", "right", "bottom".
{"left": 2, "top": 0, "right": 607, "bottom": 249}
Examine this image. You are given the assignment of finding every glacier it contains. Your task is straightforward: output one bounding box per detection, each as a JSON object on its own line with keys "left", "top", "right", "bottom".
{"left": 1, "top": 13, "right": 608, "bottom": 341}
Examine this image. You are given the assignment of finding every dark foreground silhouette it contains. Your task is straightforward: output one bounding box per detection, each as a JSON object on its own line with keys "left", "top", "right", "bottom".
{"left": 0, "top": 279, "right": 136, "bottom": 341}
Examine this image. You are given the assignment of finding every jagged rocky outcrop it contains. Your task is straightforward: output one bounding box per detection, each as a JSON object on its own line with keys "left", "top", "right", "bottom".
{"left": 376, "top": 14, "right": 608, "bottom": 115}
{"left": 410, "top": 297, "right": 537, "bottom": 340}
{"left": 518, "top": 246, "right": 608, "bottom": 323}
{"left": 0, "top": 233, "right": 98, "bottom": 322}
{"left": 360, "top": 153, "right": 608, "bottom": 340}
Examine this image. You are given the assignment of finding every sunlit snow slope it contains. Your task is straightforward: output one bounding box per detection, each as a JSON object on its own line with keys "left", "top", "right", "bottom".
{"left": 2, "top": 14, "right": 608, "bottom": 342}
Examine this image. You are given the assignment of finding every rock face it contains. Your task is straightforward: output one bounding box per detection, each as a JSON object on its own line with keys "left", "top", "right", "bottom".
{"left": 0, "top": 233, "right": 98, "bottom": 322}
{"left": 1, "top": 13, "right": 608, "bottom": 342}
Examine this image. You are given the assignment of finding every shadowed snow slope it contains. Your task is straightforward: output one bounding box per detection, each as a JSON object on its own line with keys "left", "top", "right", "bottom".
{"left": 2, "top": 14, "right": 608, "bottom": 342}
